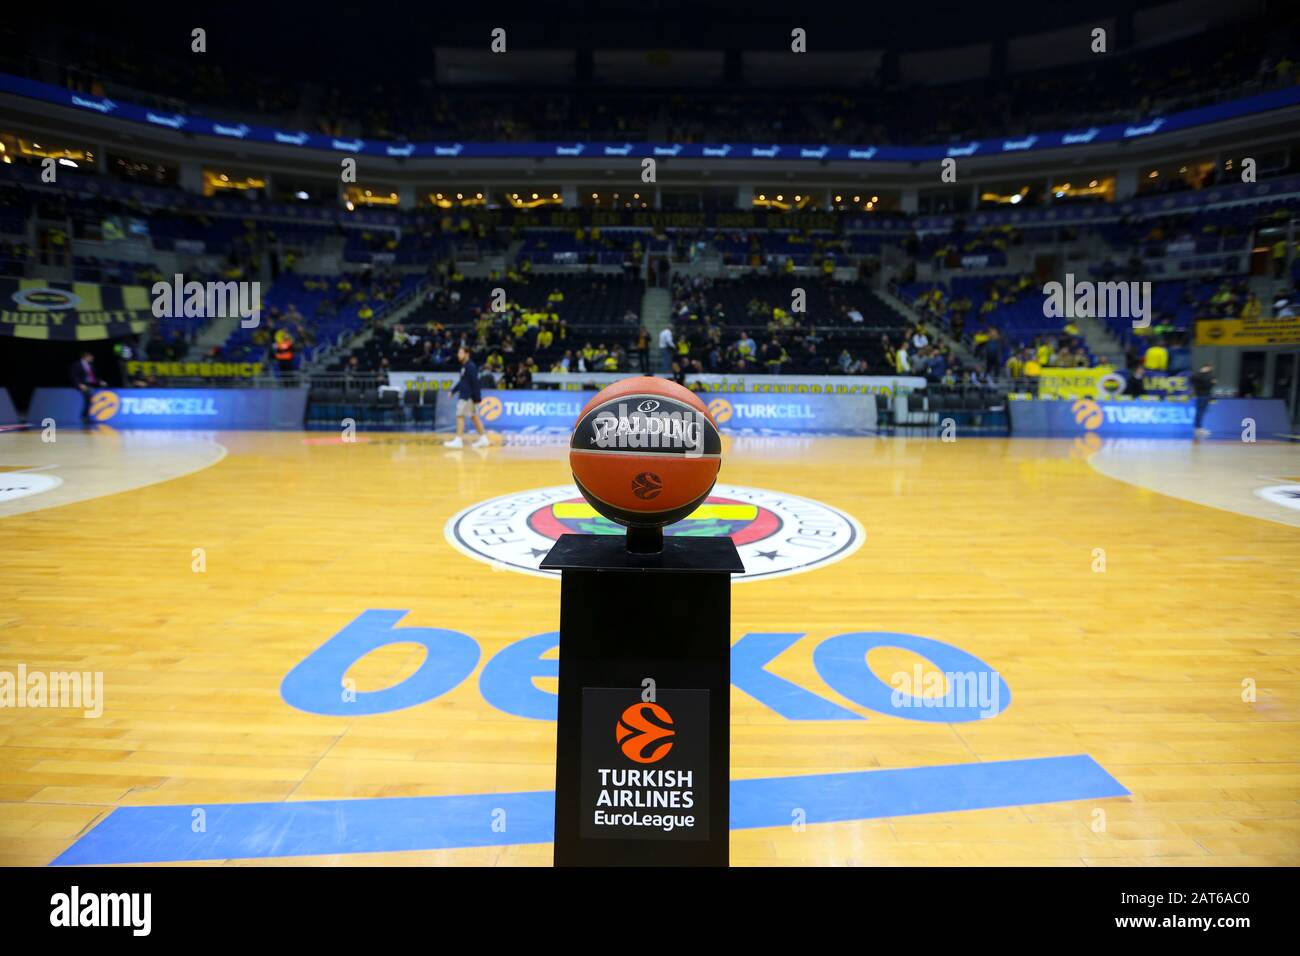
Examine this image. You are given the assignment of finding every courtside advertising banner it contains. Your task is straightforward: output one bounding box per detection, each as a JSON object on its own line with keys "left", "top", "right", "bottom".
{"left": 27, "top": 388, "right": 308, "bottom": 430}
{"left": 436, "top": 389, "right": 877, "bottom": 434}
{"left": 1009, "top": 397, "right": 1290, "bottom": 438}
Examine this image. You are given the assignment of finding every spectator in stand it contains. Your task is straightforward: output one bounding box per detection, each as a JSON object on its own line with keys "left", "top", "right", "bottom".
{"left": 1241, "top": 292, "right": 1262, "bottom": 320}
{"left": 982, "top": 327, "right": 1004, "bottom": 372}
{"left": 658, "top": 325, "right": 675, "bottom": 370}
{"left": 1125, "top": 364, "right": 1147, "bottom": 397}
{"left": 895, "top": 341, "right": 911, "bottom": 374}
{"left": 636, "top": 327, "right": 650, "bottom": 374}
{"left": 805, "top": 343, "right": 829, "bottom": 374}
{"left": 763, "top": 337, "right": 787, "bottom": 374}
{"left": 1144, "top": 339, "right": 1169, "bottom": 371}
{"left": 273, "top": 329, "right": 295, "bottom": 376}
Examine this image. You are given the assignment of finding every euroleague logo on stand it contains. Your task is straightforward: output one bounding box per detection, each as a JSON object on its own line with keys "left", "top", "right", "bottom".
{"left": 617, "top": 702, "right": 675, "bottom": 763}
{"left": 446, "top": 483, "right": 864, "bottom": 582}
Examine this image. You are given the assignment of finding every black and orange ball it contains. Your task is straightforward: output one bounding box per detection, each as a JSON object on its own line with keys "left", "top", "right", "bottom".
{"left": 569, "top": 376, "right": 722, "bottom": 529}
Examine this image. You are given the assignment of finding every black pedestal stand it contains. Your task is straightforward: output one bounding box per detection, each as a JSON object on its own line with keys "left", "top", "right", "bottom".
{"left": 540, "top": 529, "right": 743, "bottom": 866}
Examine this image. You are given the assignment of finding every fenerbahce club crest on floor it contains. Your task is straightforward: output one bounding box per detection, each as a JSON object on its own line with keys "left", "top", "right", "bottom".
{"left": 446, "top": 483, "right": 863, "bottom": 582}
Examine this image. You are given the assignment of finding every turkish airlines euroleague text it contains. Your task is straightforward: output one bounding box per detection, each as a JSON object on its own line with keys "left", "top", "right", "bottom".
{"left": 593, "top": 768, "right": 696, "bottom": 832}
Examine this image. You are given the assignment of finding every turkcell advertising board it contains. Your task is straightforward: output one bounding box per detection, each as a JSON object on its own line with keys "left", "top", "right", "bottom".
{"left": 436, "top": 389, "right": 877, "bottom": 434}
{"left": 27, "top": 388, "right": 308, "bottom": 430}
{"left": 1009, "top": 398, "right": 1290, "bottom": 438}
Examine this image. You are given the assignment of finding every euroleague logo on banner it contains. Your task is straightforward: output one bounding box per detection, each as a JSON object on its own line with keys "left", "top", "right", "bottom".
{"left": 445, "top": 483, "right": 863, "bottom": 582}
{"left": 617, "top": 702, "right": 675, "bottom": 763}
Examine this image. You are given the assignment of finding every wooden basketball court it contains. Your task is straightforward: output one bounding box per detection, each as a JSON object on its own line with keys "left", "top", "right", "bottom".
{"left": 2, "top": 428, "right": 1298, "bottom": 866}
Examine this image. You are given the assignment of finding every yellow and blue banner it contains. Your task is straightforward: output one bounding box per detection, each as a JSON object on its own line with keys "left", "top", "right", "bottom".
{"left": 0, "top": 279, "right": 151, "bottom": 341}
{"left": 1196, "top": 317, "right": 1300, "bottom": 346}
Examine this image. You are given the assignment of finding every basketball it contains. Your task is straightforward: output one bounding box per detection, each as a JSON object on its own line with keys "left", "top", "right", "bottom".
{"left": 569, "top": 376, "right": 722, "bottom": 528}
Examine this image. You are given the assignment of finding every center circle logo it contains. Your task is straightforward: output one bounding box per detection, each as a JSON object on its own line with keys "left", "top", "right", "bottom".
{"left": 445, "top": 483, "right": 864, "bottom": 582}
{"left": 0, "top": 472, "right": 64, "bottom": 503}
{"left": 617, "top": 702, "right": 674, "bottom": 763}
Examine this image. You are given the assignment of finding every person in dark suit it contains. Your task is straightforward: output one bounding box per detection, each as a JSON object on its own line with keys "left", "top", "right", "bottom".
{"left": 70, "top": 351, "right": 105, "bottom": 423}
{"left": 1125, "top": 364, "right": 1146, "bottom": 398}
{"left": 1190, "top": 364, "right": 1217, "bottom": 438}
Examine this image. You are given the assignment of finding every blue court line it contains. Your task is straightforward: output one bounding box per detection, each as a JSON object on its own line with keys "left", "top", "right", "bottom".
{"left": 51, "top": 754, "right": 1126, "bottom": 865}
{"left": 729, "top": 754, "right": 1127, "bottom": 828}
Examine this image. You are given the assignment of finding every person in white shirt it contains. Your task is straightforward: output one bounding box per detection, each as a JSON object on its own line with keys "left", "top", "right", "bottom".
{"left": 658, "top": 326, "right": 676, "bottom": 370}
{"left": 847, "top": 307, "right": 864, "bottom": 324}
{"left": 911, "top": 329, "right": 929, "bottom": 350}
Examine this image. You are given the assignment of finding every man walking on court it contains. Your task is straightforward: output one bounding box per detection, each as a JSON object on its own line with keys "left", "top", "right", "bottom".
{"left": 1190, "top": 363, "right": 1216, "bottom": 439}
{"left": 70, "top": 350, "right": 105, "bottom": 424}
{"left": 445, "top": 345, "right": 489, "bottom": 449}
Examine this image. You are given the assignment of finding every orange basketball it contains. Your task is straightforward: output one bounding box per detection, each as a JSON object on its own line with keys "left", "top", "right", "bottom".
{"left": 569, "top": 376, "right": 722, "bottom": 528}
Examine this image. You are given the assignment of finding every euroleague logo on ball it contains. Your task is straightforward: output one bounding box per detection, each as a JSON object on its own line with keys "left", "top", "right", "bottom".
{"left": 632, "top": 472, "right": 662, "bottom": 500}
{"left": 616, "top": 702, "right": 675, "bottom": 763}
